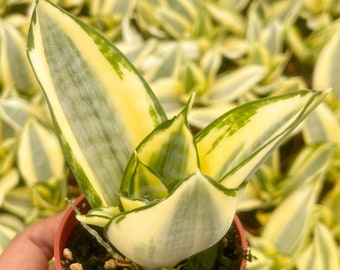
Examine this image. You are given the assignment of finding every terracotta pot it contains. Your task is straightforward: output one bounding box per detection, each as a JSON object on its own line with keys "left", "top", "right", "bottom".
{"left": 54, "top": 194, "right": 248, "bottom": 269}
{"left": 234, "top": 213, "right": 248, "bottom": 270}
{"left": 54, "top": 195, "right": 90, "bottom": 269}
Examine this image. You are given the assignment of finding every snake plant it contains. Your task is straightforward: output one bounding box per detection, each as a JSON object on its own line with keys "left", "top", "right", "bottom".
{"left": 27, "top": 1, "right": 329, "bottom": 269}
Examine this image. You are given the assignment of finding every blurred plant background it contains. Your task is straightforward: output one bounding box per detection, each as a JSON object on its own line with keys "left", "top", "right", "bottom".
{"left": 0, "top": 0, "right": 339, "bottom": 269}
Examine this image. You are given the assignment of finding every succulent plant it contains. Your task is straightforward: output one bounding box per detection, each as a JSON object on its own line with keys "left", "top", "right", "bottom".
{"left": 0, "top": 0, "right": 339, "bottom": 269}
{"left": 26, "top": 1, "right": 330, "bottom": 269}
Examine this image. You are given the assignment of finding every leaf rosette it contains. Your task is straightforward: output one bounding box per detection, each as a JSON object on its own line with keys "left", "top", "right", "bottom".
{"left": 27, "top": 1, "right": 330, "bottom": 269}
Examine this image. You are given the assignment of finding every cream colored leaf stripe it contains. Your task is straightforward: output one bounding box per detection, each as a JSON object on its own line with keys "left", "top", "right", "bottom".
{"left": 28, "top": 0, "right": 166, "bottom": 207}
{"left": 196, "top": 90, "right": 329, "bottom": 188}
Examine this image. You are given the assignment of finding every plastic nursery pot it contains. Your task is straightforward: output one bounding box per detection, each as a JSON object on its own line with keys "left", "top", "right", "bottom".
{"left": 54, "top": 194, "right": 90, "bottom": 270}
{"left": 234, "top": 214, "right": 248, "bottom": 270}
{"left": 54, "top": 194, "right": 248, "bottom": 270}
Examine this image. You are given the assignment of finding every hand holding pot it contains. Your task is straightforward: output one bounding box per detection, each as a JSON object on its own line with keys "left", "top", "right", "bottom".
{"left": 0, "top": 212, "right": 64, "bottom": 270}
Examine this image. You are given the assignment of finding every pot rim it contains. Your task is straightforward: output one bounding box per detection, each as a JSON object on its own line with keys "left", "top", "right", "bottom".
{"left": 54, "top": 194, "right": 90, "bottom": 268}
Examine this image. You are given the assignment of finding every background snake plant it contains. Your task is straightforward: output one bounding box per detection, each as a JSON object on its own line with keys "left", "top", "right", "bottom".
{"left": 27, "top": 1, "right": 329, "bottom": 268}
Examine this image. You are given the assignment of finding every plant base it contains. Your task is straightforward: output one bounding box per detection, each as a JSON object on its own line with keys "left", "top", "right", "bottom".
{"left": 55, "top": 195, "right": 248, "bottom": 270}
